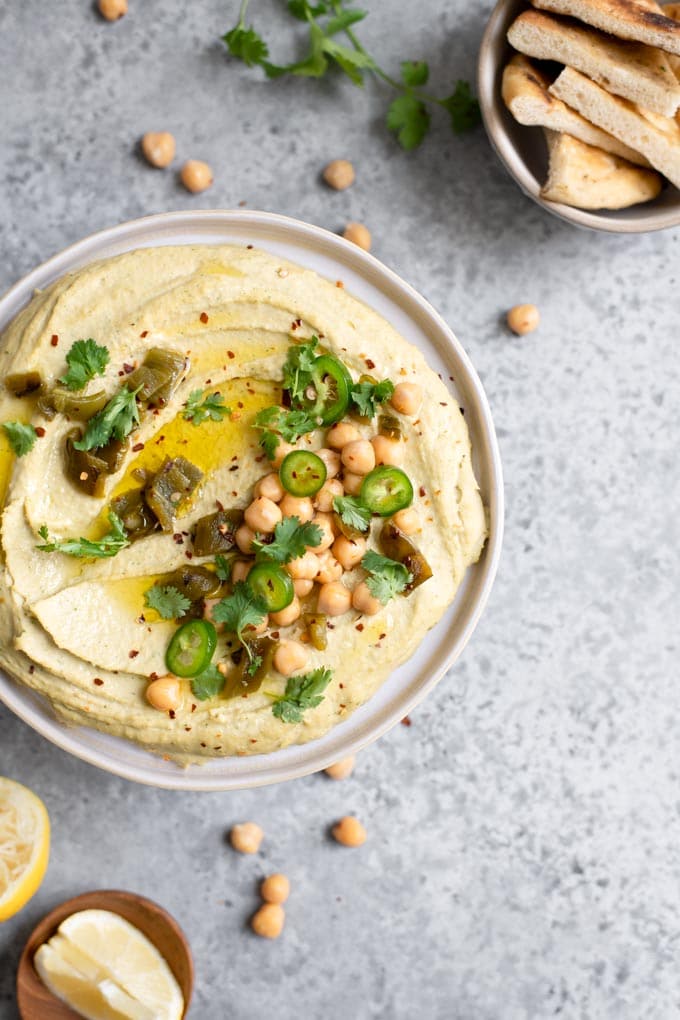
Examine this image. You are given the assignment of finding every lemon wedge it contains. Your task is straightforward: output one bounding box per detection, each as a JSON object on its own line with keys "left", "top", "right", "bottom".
{"left": 0, "top": 776, "right": 50, "bottom": 921}
{"left": 34, "top": 943, "right": 154, "bottom": 1020}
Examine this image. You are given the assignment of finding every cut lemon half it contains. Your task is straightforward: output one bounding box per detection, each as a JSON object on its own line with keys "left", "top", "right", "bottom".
{"left": 0, "top": 776, "right": 50, "bottom": 922}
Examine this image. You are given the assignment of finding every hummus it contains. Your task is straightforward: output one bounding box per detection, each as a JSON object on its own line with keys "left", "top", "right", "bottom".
{"left": 0, "top": 244, "right": 487, "bottom": 764}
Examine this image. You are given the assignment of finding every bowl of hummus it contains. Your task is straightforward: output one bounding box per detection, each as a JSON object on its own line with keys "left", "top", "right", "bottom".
{"left": 0, "top": 210, "right": 503, "bottom": 790}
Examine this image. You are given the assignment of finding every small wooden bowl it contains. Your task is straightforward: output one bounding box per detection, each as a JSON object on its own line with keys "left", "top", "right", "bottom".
{"left": 16, "top": 889, "right": 194, "bottom": 1019}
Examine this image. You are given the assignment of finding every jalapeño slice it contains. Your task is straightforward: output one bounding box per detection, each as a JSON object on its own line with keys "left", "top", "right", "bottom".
{"left": 360, "top": 466, "right": 414, "bottom": 517}
{"left": 279, "top": 450, "right": 327, "bottom": 497}
{"left": 295, "top": 355, "right": 351, "bottom": 425}
{"left": 247, "top": 562, "right": 294, "bottom": 613}
{"left": 165, "top": 619, "right": 217, "bottom": 677}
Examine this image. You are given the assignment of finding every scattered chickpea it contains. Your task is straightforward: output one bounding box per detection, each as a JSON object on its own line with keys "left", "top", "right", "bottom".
{"left": 251, "top": 902, "right": 285, "bottom": 939}
{"left": 371, "top": 434, "right": 403, "bottom": 467}
{"left": 140, "top": 131, "right": 175, "bottom": 169}
{"left": 390, "top": 382, "right": 422, "bottom": 416}
{"left": 324, "top": 756, "right": 356, "bottom": 780}
{"left": 315, "top": 477, "right": 344, "bottom": 513}
{"left": 254, "top": 473, "right": 285, "bottom": 503}
{"left": 352, "top": 581, "right": 382, "bottom": 616}
{"left": 286, "top": 551, "right": 319, "bottom": 580}
{"left": 343, "top": 471, "right": 363, "bottom": 496}
{"left": 203, "top": 598, "right": 219, "bottom": 623}
{"left": 310, "top": 513, "right": 335, "bottom": 552}
{"left": 273, "top": 640, "right": 309, "bottom": 676}
{"left": 293, "top": 578, "right": 314, "bottom": 598}
{"left": 279, "top": 494, "right": 314, "bottom": 523}
{"left": 272, "top": 439, "right": 296, "bottom": 468}
{"left": 316, "top": 447, "right": 341, "bottom": 479}
{"left": 322, "top": 159, "right": 355, "bottom": 191}
{"left": 180, "top": 159, "right": 213, "bottom": 194}
{"left": 261, "top": 873, "right": 290, "bottom": 905}
{"left": 343, "top": 222, "right": 371, "bottom": 251}
{"left": 98, "top": 0, "right": 127, "bottom": 19}
{"left": 146, "top": 676, "right": 181, "bottom": 712}
{"left": 332, "top": 534, "right": 366, "bottom": 570}
{"left": 317, "top": 581, "right": 352, "bottom": 617}
{"left": 230, "top": 560, "right": 251, "bottom": 584}
{"left": 327, "top": 421, "right": 360, "bottom": 450}
{"left": 332, "top": 815, "right": 367, "bottom": 847}
{"left": 270, "top": 596, "right": 301, "bottom": 628}
{"left": 342, "top": 440, "right": 375, "bottom": 476}
{"left": 235, "top": 524, "right": 257, "bottom": 554}
{"left": 315, "top": 550, "right": 343, "bottom": 585}
{"left": 507, "top": 303, "right": 540, "bottom": 336}
{"left": 245, "top": 497, "right": 282, "bottom": 534}
{"left": 392, "top": 506, "right": 420, "bottom": 535}
{"left": 230, "top": 821, "right": 264, "bottom": 854}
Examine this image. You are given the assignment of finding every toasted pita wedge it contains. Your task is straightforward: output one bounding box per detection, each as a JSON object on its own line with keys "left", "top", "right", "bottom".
{"left": 509, "top": 10, "right": 680, "bottom": 115}
{"left": 502, "top": 55, "right": 650, "bottom": 163}
{"left": 550, "top": 65, "right": 680, "bottom": 185}
{"left": 532, "top": 0, "right": 680, "bottom": 55}
{"left": 541, "top": 129, "right": 663, "bottom": 205}
{"left": 662, "top": 3, "right": 680, "bottom": 76}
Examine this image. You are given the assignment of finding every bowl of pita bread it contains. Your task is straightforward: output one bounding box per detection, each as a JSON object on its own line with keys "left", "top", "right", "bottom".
{"left": 478, "top": 0, "right": 680, "bottom": 231}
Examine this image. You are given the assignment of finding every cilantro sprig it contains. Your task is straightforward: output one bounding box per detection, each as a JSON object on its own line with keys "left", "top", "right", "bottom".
{"left": 223, "top": 2, "right": 480, "bottom": 150}
{"left": 212, "top": 581, "right": 268, "bottom": 668}
{"left": 73, "top": 386, "right": 140, "bottom": 451}
{"left": 271, "top": 667, "right": 333, "bottom": 723}
{"left": 59, "top": 339, "right": 110, "bottom": 392}
{"left": 143, "top": 584, "right": 192, "bottom": 620}
{"left": 36, "top": 510, "right": 129, "bottom": 559}
{"left": 282, "top": 337, "right": 319, "bottom": 401}
{"left": 361, "top": 550, "right": 412, "bottom": 605}
{"left": 191, "top": 663, "right": 227, "bottom": 701}
{"left": 254, "top": 405, "right": 319, "bottom": 460}
{"left": 215, "top": 554, "right": 233, "bottom": 582}
{"left": 333, "top": 494, "right": 371, "bottom": 533}
{"left": 183, "top": 389, "right": 231, "bottom": 426}
{"left": 349, "top": 378, "right": 394, "bottom": 418}
{"left": 252, "top": 516, "right": 322, "bottom": 564}
{"left": 3, "top": 421, "right": 38, "bottom": 457}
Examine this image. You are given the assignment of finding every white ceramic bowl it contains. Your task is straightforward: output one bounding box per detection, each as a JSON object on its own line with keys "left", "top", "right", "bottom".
{"left": 0, "top": 210, "right": 503, "bottom": 790}
{"left": 478, "top": 0, "right": 680, "bottom": 233}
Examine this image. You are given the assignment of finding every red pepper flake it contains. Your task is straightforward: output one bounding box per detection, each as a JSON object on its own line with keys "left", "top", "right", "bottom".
{"left": 185, "top": 551, "right": 193, "bottom": 559}
{"left": 28, "top": 665, "right": 35, "bottom": 674}
{"left": 250, "top": 738, "right": 257, "bottom": 744}
{"left": 336, "top": 280, "right": 344, "bottom": 288}
{"left": 214, "top": 746, "right": 222, "bottom": 751}
{"left": 231, "top": 490, "right": 238, "bottom": 497}
{"left": 205, "top": 378, "right": 212, "bottom": 386}
{"left": 355, "top": 623, "right": 364, "bottom": 632}
{"left": 35, "top": 427, "right": 46, "bottom": 438}
{"left": 200, "top": 742, "right": 207, "bottom": 748}
{"left": 93, "top": 677, "right": 104, "bottom": 686}
{"left": 238, "top": 200, "right": 247, "bottom": 207}
{"left": 173, "top": 533, "right": 184, "bottom": 545}
{"left": 118, "top": 370, "right": 125, "bottom": 377}
{"left": 200, "top": 312, "right": 209, "bottom": 324}
{"left": 419, "top": 486, "right": 426, "bottom": 497}
{"left": 379, "top": 632, "right": 386, "bottom": 640}
{"left": 246, "top": 244, "right": 253, "bottom": 250}
{"left": 365, "top": 358, "right": 375, "bottom": 370}
{"left": 185, "top": 726, "right": 192, "bottom": 732}
{"left": 401, "top": 716, "right": 412, "bottom": 727}
{"left": 169, "top": 709, "right": 176, "bottom": 720}
{"left": 149, "top": 672, "right": 158, "bottom": 681}
{"left": 215, "top": 499, "right": 225, "bottom": 511}
{"left": 439, "top": 402, "right": 448, "bottom": 407}
{"left": 339, "top": 704, "right": 346, "bottom": 710}
{"left": 327, "top": 622, "right": 335, "bottom": 630}
{"left": 140, "top": 330, "right": 149, "bottom": 338}
{"left": 270, "top": 630, "right": 280, "bottom": 640}
{"left": 291, "top": 321, "right": 298, "bottom": 331}
{"left": 254, "top": 454, "right": 264, "bottom": 463}
{"left": 132, "top": 442, "right": 144, "bottom": 453}
{"left": 128, "top": 650, "right": 139, "bottom": 659}
{"left": 50, "top": 335, "right": 59, "bottom": 347}
{"left": 459, "top": 407, "right": 465, "bottom": 416}
{"left": 123, "top": 363, "right": 135, "bottom": 374}
{"left": 191, "top": 703, "right": 197, "bottom": 713}
{"left": 227, "top": 350, "right": 235, "bottom": 359}
{"left": 237, "top": 401, "right": 244, "bottom": 409}
{"left": 339, "top": 682, "right": 345, "bottom": 689}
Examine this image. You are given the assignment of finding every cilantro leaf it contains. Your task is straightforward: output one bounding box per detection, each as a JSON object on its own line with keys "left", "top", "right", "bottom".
{"left": 183, "top": 389, "right": 231, "bottom": 426}
{"left": 252, "top": 516, "right": 322, "bottom": 564}
{"left": 223, "top": 23, "right": 270, "bottom": 67}
{"left": 212, "top": 581, "right": 268, "bottom": 643}
{"left": 254, "top": 406, "right": 318, "bottom": 445}
{"left": 333, "top": 495, "right": 371, "bottom": 533}
{"left": 387, "top": 94, "right": 431, "bottom": 150}
{"left": 73, "top": 387, "right": 140, "bottom": 451}
{"left": 401, "top": 60, "right": 429, "bottom": 87}
{"left": 3, "top": 421, "right": 38, "bottom": 457}
{"left": 191, "top": 663, "right": 226, "bottom": 701}
{"left": 259, "top": 430, "right": 282, "bottom": 461}
{"left": 143, "top": 584, "right": 192, "bottom": 620}
{"left": 349, "top": 378, "right": 394, "bottom": 418}
{"left": 36, "top": 510, "right": 129, "bottom": 559}
{"left": 272, "top": 667, "right": 333, "bottom": 723}
{"left": 441, "top": 81, "right": 481, "bottom": 134}
{"left": 245, "top": 652, "right": 263, "bottom": 677}
{"left": 321, "top": 36, "right": 373, "bottom": 85}
{"left": 59, "top": 339, "right": 110, "bottom": 391}
{"left": 361, "top": 549, "right": 412, "bottom": 605}
{"left": 288, "top": 1, "right": 329, "bottom": 19}
{"left": 325, "top": 10, "right": 367, "bottom": 36}
{"left": 215, "top": 554, "right": 232, "bottom": 582}
{"left": 282, "top": 337, "right": 319, "bottom": 401}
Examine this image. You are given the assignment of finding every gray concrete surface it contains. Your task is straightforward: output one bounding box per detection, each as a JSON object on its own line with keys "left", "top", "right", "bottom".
{"left": 1, "top": 2, "right": 679, "bottom": 1018}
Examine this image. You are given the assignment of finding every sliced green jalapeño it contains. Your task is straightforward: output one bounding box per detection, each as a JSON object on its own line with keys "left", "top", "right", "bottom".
{"left": 247, "top": 562, "right": 294, "bottom": 613}
{"left": 360, "top": 466, "right": 414, "bottom": 517}
{"left": 295, "top": 355, "right": 351, "bottom": 425}
{"left": 279, "top": 450, "right": 327, "bottom": 497}
{"left": 165, "top": 619, "right": 217, "bottom": 677}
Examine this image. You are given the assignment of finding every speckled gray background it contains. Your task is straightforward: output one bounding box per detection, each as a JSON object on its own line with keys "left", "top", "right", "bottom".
{"left": 1, "top": 2, "right": 679, "bottom": 1018}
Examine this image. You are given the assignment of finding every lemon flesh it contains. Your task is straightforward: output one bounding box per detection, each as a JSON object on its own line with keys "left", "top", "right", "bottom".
{"left": 34, "top": 944, "right": 154, "bottom": 1020}
{"left": 0, "top": 776, "right": 50, "bottom": 921}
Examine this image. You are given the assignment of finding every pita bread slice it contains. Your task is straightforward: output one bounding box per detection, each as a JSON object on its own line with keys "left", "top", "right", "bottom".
{"left": 541, "top": 129, "right": 663, "bottom": 205}
{"left": 662, "top": 4, "right": 680, "bottom": 76}
{"left": 508, "top": 10, "right": 680, "bottom": 115}
{"left": 502, "top": 55, "right": 650, "bottom": 164}
{"left": 550, "top": 65, "right": 680, "bottom": 184}
{"left": 531, "top": 0, "right": 680, "bottom": 55}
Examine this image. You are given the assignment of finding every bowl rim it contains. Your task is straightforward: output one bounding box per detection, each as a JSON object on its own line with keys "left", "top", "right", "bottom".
{"left": 477, "top": 0, "right": 680, "bottom": 234}
{"left": 0, "top": 208, "right": 504, "bottom": 790}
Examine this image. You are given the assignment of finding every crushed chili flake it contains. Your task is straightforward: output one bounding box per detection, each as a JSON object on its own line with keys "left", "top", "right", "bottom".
{"left": 254, "top": 454, "right": 264, "bottom": 463}
{"left": 140, "top": 330, "right": 149, "bottom": 338}
{"left": 291, "top": 320, "right": 298, "bottom": 331}
{"left": 118, "top": 370, "right": 125, "bottom": 377}
{"left": 246, "top": 244, "right": 253, "bottom": 250}
{"left": 173, "top": 533, "right": 184, "bottom": 545}
{"left": 250, "top": 738, "right": 257, "bottom": 744}
{"left": 214, "top": 746, "right": 222, "bottom": 750}
{"left": 419, "top": 486, "right": 426, "bottom": 497}
{"left": 227, "top": 350, "right": 235, "bottom": 359}
{"left": 169, "top": 709, "right": 176, "bottom": 719}
{"left": 185, "top": 551, "right": 193, "bottom": 559}
{"left": 149, "top": 672, "right": 159, "bottom": 681}
{"left": 335, "top": 280, "right": 344, "bottom": 288}
{"left": 355, "top": 623, "right": 364, "bottom": 632}
{"left": 191, "top": 703, "right": 197, "bottom": 713}
{"left": 237, "top": 401, "right": 244, "bottom": 409}
{"left": 123, "top": 362, "right": 135, "bottom": 374}
{"left": 200, "top": 312, "right": 209, "bottom": 324}
{"left": 29, "top": 665, "right": 35, "bottom": 674}
{"left": 339, "top": 682, "right": 345, "bottom": 689}
{"left": 128, "top": 650, "right": 139, "bottom": 659}
{"left": 205, "top": 378, "right": 212, "bottom": 385}
{"left": 93, "top": 678, "right": 104, "bottom": 686}
{"left": 365, "top": 358, "right": 375, "bottom": 370}
{"left": 215, "top": 499, "right": 225, "bottom": 511}
{"left": 185, "top": 726, "right": 192, "bottom": 732}
{"left": 439, "top": 402, "right": 448, "bottom": 407}
{"left": 459, "top": 407, "right": 465, "bottom": 416}
{"left": 35, "top": 427, "right": 46, "bottom": 438}
{"left": 270, "top": 631, "right": 280, "bottom": 640}
{"left": 200, "top": 742, "right": 207, "bottom": 748}
{"left": 50, "top": 335, "right": 59, "bottom": 347}
{"left": 401, "top": 716, "right": 412, "bottom": 727}
{"left": 132, "top": 442, "right": 144, "bottom": 452}
{"left": 379, "top": 632, "right": 386, "bottom": 640}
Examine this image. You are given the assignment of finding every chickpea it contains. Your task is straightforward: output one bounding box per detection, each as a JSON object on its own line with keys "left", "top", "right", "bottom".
{"left": 343, "top": 471, "right": 363, "bottom": 496}
{"left": 146, "top": 676, "right": 181, "bottom": 712}
{"left": 352, "top": 581, "right": 382, "bottom": 616}
{"left": 254, "top": 472, "right": 285, "bottom": 503}
{"left": 279, "top": 494, "right": 314, "bottom": 523}
{"left": 332, "top": 534, "right": 366, "bottom": 571}
{"left": 245, "top": 497, "right": 282, "bottom": 534}
{"left": 243, "top": 615, "right": 269, "bottom": 637}
{"left": 343, "top": 222, "right": 371, "bottom": 251}
{"left": 341, "top": 440, "right": 375, "bottom": 476}
{"left": 315, "top": 477, "right": 344, "bottom": 513}
{"left": 316, "top": 447, "right": 341, "bottom": 479}
{"left": 327, "top": 421, "right": 360, "bottom": 450}
{"left": 332, "top": 816, "right": 367, "bottom": 847}
{"left": 324, "top": 755, "right": 356, "bottom": 780}
{"left": 271, "top": 439, "right": 296, "bottom": 468}
{"left": 235, "top": 524, "right": 257, "bottom": 554}
{"left": 507, "top": 303, "right": 540, "bottom": 335}
{"left": 390, "top": 382, "right": 423, "bottom": 416}
{"left": 140, "top": 131, "right": 175, "bottom": 169}
{"left": 251, "top": 902, "right": 285, "bottom": 939}
{"left": 293, "top": 578, "right": 314, "bottom": 598}
{"left": 392, "top": 506, "right": 420, "bottom": 535}
{"left": 98, "top": 0, "right": 127, "bottom": 19}
{"left": 270, "top": 596, "right": 301, "bottom": 628}
{"left": 286, "top": 551, "right": 319, "bottom": 580}
{"left": 317, "top": 581, "right": 351, "bottom": 617}
{"left": 322, "top": 159, "right": 355, "bottom": 191}
{"left": 180, "top": 159, "right": 213, "bottom": 194}
{"left": 371, "top": 434, "right": 403, "bottom": 467}
{"left": 230, "top": 821, "right": 264, "bottom": 854}
{"left": 230, "top": 560, "right": 251, "bottom": 585}
{"left": 310, "top": 513, "right": 335, "bottom": 552}
{"left": 261, "top": 873, "right": 290, "bottom": 905}
{"left": 273, "top": 640, "right": 309, "bottom": 676}
{"left": 315, "top": 550, "right": 343, "bottom": 585}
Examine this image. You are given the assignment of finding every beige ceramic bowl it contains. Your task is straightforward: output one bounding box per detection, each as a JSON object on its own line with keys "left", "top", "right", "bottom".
{"left": 478, "top": 0, "right": 680, "bottom": 232}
